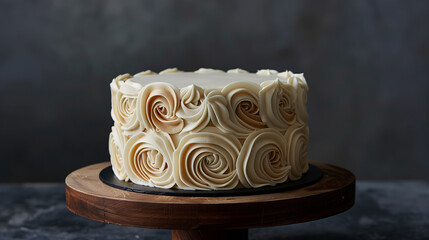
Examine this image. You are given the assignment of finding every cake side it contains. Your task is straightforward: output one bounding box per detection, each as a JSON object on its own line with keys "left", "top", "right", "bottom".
{"left": 109, "top": 68, "right": 309, "bottom": 190}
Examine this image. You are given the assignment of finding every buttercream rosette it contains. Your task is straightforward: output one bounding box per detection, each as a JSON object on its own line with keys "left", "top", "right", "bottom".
{"left": 221, "top": 82, "right": 266, "bottom": 137}
{"left": 204, "top": 90, "right": 238, "bottom": 134}
{"left": 110, "top": 74, "right": 142, "bottom": 135}
{"left": 176, "top": 84, "right": 210, "bottom": 132}
{"left": 177, "top": 87, "right": 245, "bottom": 134}
{"left": 138, "top": 82, "right": 184, "bottom": 134}
{"left": 108, "top": 123, "right": 129, "bottom": 181}
{"left": 279, "top": 71, "right": 308, "bottom": 124}
{"left": 123, "top": 130, "right": 175, "bottom": 188}
{"left": 236, "top": 128, "right": 291, "bottom": 188}
{"left": 292, "top": 74, "right": 309, "bottom": 124}
{"left": 173, "top": 127, "right": 241, "bottom": 190}
{"left": 285, "top": 124, "right": 310, "bottom": 180}
{"left": 259, "top": 79, "right": 297, "bottom": 131}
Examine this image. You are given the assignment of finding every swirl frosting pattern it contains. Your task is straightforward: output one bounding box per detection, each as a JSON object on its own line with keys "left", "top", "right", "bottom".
{"left": 259, "top": 79, "right": 297, "bottom": 131}
{"left": 176, "top": 85, "right": 210, "bottom": 132}
{"left": 109, "top": 68, "right": 310, "bottom": 190}
{"left": 237, "top": 129, "right": 290, "bottom": 188}
{"left": 138, "top": 82, "right": 184, "bottom": 134}
{"left": 110, "top": 75, "right": 142, "bottom": 135}
{"left": 173, "top": 127, "right": 241, "bottom": 190}
{"left": 124, "top": 131, "right": 175, "bottom": 188}
{"left": 279, "top": 71, "right": 308, "bottom": 124}
{"left": 221, "top": 82, "right": 266, "bottom": 137}
{"left": 109, "top": 123, "right": 129, "bottom": 181}
{"left": 285, "top": 124, "right": 309, "bottom": 180}
{"left": 294, "top": 75, "right": 309, "bottom": 124}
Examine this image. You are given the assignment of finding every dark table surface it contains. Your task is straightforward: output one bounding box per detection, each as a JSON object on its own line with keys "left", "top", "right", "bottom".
{"left": 1, "top": 181, "right": 428, "bottom": 240}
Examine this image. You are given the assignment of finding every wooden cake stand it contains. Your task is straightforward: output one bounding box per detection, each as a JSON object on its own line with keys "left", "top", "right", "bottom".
{"left": 65, "top": 161, "right": 355, "bottom": 240}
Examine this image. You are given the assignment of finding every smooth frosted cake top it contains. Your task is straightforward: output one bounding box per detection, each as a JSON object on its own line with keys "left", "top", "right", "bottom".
{"left": 128, "top": 68, "right": 305, "bottom": 89}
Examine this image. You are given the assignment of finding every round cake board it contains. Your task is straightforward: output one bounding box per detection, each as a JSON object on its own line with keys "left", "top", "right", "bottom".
{"left": 99, "top": 164, "right": 323, "bottom": 197}
{"left": 65, "top": 161, "right": 355, "bottom": 240}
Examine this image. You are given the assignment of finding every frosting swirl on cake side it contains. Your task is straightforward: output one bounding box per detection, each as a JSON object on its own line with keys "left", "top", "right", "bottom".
{"left": 285, "top": 124, "right": 309, "bottom": 180}
{"left": 110, "top": 74, "right": 142, "bottom": 135}
{"left": 173, "top": 127, "right": 241, "bottom": 190}
{"left": 176, "top": 84, "right": 210, "bottom": 132}
{"left": 138, "top": 82, "right": 184, "bottom": 134}
{"left": 259, "top": 79, "right": 297, "bottom": 131}
{"left": 236, "top": 128, "right": 291, "bottom": 188}
{"left": 221, "top": 81, "right": 266, "bottom": 138}
{"left": 124, "top": 131, "right": 175, "bottom": 188}
{"left": 109, "top": 123, "right": 129, "bottom": 181}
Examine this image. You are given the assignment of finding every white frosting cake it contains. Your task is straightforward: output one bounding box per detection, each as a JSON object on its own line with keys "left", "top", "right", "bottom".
{"left": 109, "top": 68, "right": 309, "bottom": 190}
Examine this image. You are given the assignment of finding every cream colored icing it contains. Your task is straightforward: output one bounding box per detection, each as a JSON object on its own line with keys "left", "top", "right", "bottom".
{"left": 236, "top": 128, "right": 290, "bottom": 188}
{"left": 109, "top": 68, "right": 310, "bottom": 190}
{"left": 134, "top": 70, "right": 155, "bottom": 77}
{"left": 129, "top": 71, "right": 289, "bottom": 89}
{"left": 123, "top": 130, "right": 175, "bottom": 188}
{"left": 220, "top": 82, "right": 266, "bottom": 137}
{"left": 257, "top": 69, "right": 278, "bottom": 76}
{"left": 227, "top": 68, "right": 249, "bottom": 74}
{"left": 176, "top": 85, "right": 211, "bottom": 132}
{"left": 109, "top": 123, "right": 129, "bottom": 181}
{"left": 204, "top": 90, "right": 232, "bottom": 134}
{"left": 259, "top": 79, "right": 297, "bottom": 130}
{"left": 137, "top": 82, "right": 184, "bottom": 134}
{"left": 110, "top": 75, "right": 142, "bottom": 136}
{"left": 159, "top": 67, "right": 182, "bottom": 74}
{"left": 173, "top": 127, "right": 241, "bottom": 190}
{"left": 285, "top": 124, "right": 309, "bottom": 180}
{"left": 195, "top": 68, "right": 224, "bottom": 73}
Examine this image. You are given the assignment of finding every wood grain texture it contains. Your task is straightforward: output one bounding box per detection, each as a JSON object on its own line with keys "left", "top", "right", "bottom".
{"left": 65, "top": 161, "right": 355, "bottom": 230}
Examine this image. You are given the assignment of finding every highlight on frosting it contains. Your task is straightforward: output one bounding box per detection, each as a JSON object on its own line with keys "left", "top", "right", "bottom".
{"left": 285, "top": 124, "right": 309, "bottom": 180}
{"left": 236, "top": 129, "right": 291, "bottom": 188}
{"left": 159, "top": 67, "right": 181, "bottom": 74}
{"left": 134, "top": 70, "right": 156, "bottom": 77}
{"left": 227, "top": 68, "right": 248, "bottom": 74}
{"left": 123, "top": 131, "right": 175, "bottom": 188}
{"left": 108, "top": 68, "right": 310, "bottom": 190}
{"left": 257, "top": 69, "right": 278, "bottom": 76}
{"left": 194, "top": 68, "right": 224, "bottom": 73}
{"left": 173, "top": 127, "right": 241, "bottom": 190}
{"left": 137, "top": 82, "right": 184, "bottom": 134}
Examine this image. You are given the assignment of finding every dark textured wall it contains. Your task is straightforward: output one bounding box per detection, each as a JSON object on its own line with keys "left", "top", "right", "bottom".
{"left": 0, "top": 0, "right": 428, "bottom": 182}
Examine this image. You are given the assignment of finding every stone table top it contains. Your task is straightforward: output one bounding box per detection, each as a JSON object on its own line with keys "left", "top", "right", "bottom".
{"left": 0, "top": 181, "right": 428, "bottom": 240}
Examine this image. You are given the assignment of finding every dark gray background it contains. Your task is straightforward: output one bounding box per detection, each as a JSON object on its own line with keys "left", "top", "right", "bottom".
{"left": 0, "top": 0, "right": 428, "bottom": 182}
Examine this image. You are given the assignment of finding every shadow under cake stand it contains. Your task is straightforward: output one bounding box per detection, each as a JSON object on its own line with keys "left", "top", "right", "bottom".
{"left": 65, "top": 161, "right": 355, "bottom": 240}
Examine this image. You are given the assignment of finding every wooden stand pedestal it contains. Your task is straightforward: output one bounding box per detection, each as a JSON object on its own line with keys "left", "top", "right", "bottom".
{"left": 65, "top": 161, "right": 355, "bottom": 240}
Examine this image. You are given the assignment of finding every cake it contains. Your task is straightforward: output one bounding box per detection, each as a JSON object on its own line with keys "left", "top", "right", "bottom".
{"left": 109, "top": 68, "right": 309, "bottom": 190}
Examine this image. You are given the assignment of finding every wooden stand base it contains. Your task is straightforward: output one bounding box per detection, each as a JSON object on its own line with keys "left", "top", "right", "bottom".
{"left": 65, "top": 161, "right": 355, "bottom": 240}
